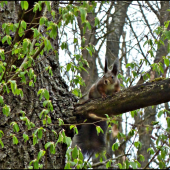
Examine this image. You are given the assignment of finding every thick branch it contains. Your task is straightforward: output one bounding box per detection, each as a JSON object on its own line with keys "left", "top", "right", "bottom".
{"left": 75, "top": 78, "right": 170, "bottom": 118}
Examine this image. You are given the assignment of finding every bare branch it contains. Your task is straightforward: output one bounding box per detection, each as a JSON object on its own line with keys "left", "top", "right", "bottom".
{"left": 138, "top": 1, "right": 157, "bottom": 40}
{"left": 91, "top": 154, "right": 131, "bottom": 168}
{"left": 143, "top": 142, "right": 164, "bottom": 169}
{"left": 127, "top": 15, "right": 151, "bottom": 65}
{"left": 145, "top": 1, "right": 160, "bottom": 21}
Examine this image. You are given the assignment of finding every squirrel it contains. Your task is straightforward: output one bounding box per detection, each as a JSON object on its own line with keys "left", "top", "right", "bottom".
{"left": 72, "top": 57, "right": 120, "bottom": 156}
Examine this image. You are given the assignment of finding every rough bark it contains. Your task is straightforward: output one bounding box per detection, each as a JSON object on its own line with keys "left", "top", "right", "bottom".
{"left": 0, "top": 2, "right": 77, "bottom": 169}
{"left": 75, "top": 78, "right": 170, "bottom": 118}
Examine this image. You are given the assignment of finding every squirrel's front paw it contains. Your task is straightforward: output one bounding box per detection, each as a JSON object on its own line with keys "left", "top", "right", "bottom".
{"left": 102, "top": 94, "right": 107, "bottom": 100}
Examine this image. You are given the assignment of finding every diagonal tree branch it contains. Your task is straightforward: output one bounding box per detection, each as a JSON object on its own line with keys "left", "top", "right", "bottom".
{"left": 75, "top": 78, "right": 170, "bottom": 118}
{"left": 145, "top": 1, "right": 160, "bottom": 22}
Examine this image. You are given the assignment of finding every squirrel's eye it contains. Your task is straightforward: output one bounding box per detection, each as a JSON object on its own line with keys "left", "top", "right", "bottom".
{"left": 112, "top": 76, "right": 114, "bottom": 79}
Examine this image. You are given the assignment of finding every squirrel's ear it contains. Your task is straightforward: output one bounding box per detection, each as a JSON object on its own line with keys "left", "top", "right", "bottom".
{"left": 104, "top": 57, "right": 108, "bottom": 73}
{"left": 112, "top": 59, "right": 119, "bottom": 75}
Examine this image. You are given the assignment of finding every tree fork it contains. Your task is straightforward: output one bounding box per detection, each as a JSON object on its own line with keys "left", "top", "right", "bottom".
{"left": 75, "top": 78, "right": 170, "bottom": 118}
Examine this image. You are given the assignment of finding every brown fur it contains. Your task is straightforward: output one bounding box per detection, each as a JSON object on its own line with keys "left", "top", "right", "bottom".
{"left": 89, "top": 59, "right": 120, "bottom": 99}
{"left": 72, "top": 58, "right": 120, "bottom": 156}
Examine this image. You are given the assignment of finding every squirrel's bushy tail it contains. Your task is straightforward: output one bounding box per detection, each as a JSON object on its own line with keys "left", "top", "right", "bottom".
{"left": 72, "top": 120, "right": 107, "bottom": 155}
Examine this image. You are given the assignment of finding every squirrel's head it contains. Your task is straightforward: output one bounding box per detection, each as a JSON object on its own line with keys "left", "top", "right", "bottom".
{"left": 104, "top": 58, "right": 119, "bottom": 75}
{"left": 104, "top": 58, "right": 119, "bottom": 84}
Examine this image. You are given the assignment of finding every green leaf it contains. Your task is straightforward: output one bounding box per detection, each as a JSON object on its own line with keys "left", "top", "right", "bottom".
{"left": 72, "top": 88, "right": 80, "bottom": 96}
{"left": 164, "top": 58, "right": 169, "bottom": 67}
{"left": 72, "top": 146, "right": 78, "bottom": 159}
{"left": 0, "top": 1, "right": 7, "bottom": 8}
{"left": 51, "top": 10, "right": 55, "bottom": 19}
{"left": 21, "top": 1, "right": 29, "bottom": 10}
{"left": 2, "top": 36, "right": 7, "bottom": 44}
{"left": 95, "top": 17, "right": 100, "bottom": 27}
{"left": 44, "top": 89, "right": 49, "bottom": 100}
{"left": 86, "top": 21, "right": 91, "bottom": 30}
{"left": 23, "top": 39, "right": 29, "bottom": 52}
{"left": 33, "top": 160, "right": 39, "bottom": 169}
{"left": 50, "top": 143, "right": 55, "bottom": 154}
{"left": 13, "top": 135, "right": 18, "bottom": 145}
{"left": 40, "top": 16, "right": 45, "bottom": 25}
{"left": 21, "top": 20, "right": 27, "bottom": 30}
{"left": 45, "top": 1, "right": 51, "bottom": 11}
{"left": 79, "top": 7, "right": 87, "bottom": 23}
{"left": 165, "top": 30, "right": 170, "bottom": 39}
{"left": 128, "top": 129, "right": 135, "bottom": 137}
{"left": 112, "top": 142, "right": 119, "bottom": 151}
{"left": 0, "top": 95, "right": 4, "bottom": 105}
{"left": 130, "top": 162, "right": 137, "bottom": 169}
{"left": 106, "top": 160, "right": 111, "bottom": 168}
{"left": 166, "top": 117, "right": 170, "bottom": 128}
{"left": 147, "top": 148, "right": 154, "bottom": 155}
{"left": 159, "top": 64, "right": 164, "bottom": 74}
{"left": 58, "top": 118, "right": 64, "bottom": 126}
{"left": 50, "top": 24, "right": 57, "bottom": 39}
{"left": 131, "top": 110, "right": 137, "bottom": 117}
{"left": 32, "top": 28, "right": 39, "bottom": 38}
{"left": 42, "top": 119, "right": 46, "bottom": 125}
{"left": 79, "top": 149, "right": 84, "bottom": 161}
{"left": 158, "top": 110, "right": 164, "bottom": 118}
{"left": 6, "top": 35, "right": 11, "bottom": 45}
{"left": 43, "top": 100, "right": 49, "bottom": 107}
{"left": 161, "top": 149, "right": 166, "bottom": 159}
{"left": 23, "top": 133, "right": 29, "bottom": 142}
{"left": 45, "top": 142, "right": 53, "bottom": 150}
{"left": 159, "top": 161, "right": 164, "bottom": 169}
{"left": 2, "top": 104, "right": 10, "bottom": 117}
{"left": 10, "top": 80, "right": 17, "bottom": 95}
{"left": 74, "top": 38, "right": 78, "bottom": 44}
{"left": 65, "top": 136, "right": 71, "bottom": 146}
{"left": 29, "top": 80, "right": 34, "bottom": 87}
{"left": 56, "top": 132, "right": 63, "bottom": 144}
{"left": 66, "top": 63, "right": 72, "bottom": 71}
{"left": 10, "top": 122, "right": 20, "bottom": 133}
{"left": 96, "top": 126, "right": 104, "bottom": 135}
{"left": 139, "top": 154, "right": 145, "bottom": 162}
{"left": 39, "top": 109, "right": 49, "bottom": 119}
{"left": 47, "top": 116, "right": 51, "bottom": 124}
{"left": 33, "top": 134, "right": 38, "bottom": 145}
{"left": 0, "top": 49, "right": 5, "bottom": 60}
{"left": 0, "top": 139, "right": 4, "bottom": 148}
{"left": 0, "top": 130, "right": 4, "bottom": 138}
{"left": 28, "top": 68, "right": 34, "bottom": 80}
{"left": 117, "top": 163, "right": 122, "bottom": 169}
{"left": 64, "top": 162, "right": 70, "bottom": 169}
{"left": 151, "top": 121, "right": 159, "bottom": 125}
{"left": 157, "top": 154, "right": 162, "bottom": 161}
{"left": 61, "top": 42, "right": 67, "bottom": 50}
{"left": 86, "top": 46, "right": 92, "bottom": 56}
{"left": 38, "top": 129, "right": 43, "bottom": 139}
{"left": 134, "top": 141, "right": 142, "bottom": 150}
{"left": 37, "top": 150, "right": 46, "bottom": 161}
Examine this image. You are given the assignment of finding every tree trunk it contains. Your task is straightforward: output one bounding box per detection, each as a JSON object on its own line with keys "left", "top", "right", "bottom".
{"left": 0, "top": 2, "right": 76, "bottom": 169}
{"left": 77, "top": 6, "right": 98, "bottom": 94}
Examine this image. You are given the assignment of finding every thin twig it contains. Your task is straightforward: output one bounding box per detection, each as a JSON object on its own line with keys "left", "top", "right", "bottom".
{"left": 143, "top": 142, "right": 164, "bottom": 169}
